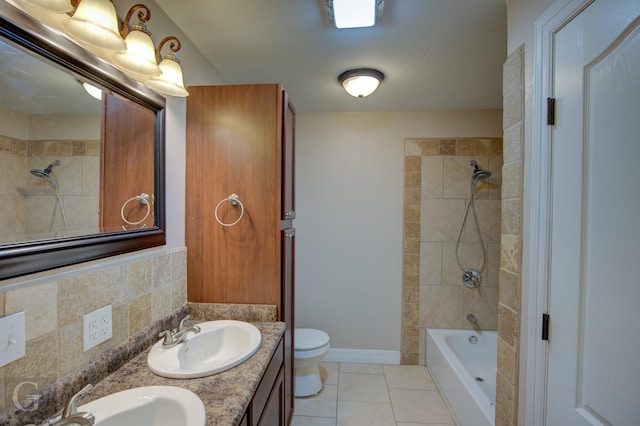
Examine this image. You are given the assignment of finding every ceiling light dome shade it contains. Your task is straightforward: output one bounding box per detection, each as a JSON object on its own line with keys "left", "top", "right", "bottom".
{"left": 62, "top": 0, "right": 126, "bottom": 53}
{"left": 145, "top": 54, "right": 189, "bottom": 97}
{"left": 338, "top": 68, "right": 385, "bottom": 98}
{"left": 112, "top": 24, "right": 162, "bottom": 81}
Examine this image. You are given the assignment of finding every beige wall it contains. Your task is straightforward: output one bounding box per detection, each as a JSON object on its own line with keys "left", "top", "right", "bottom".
{"left": 295, "top": 111, "right": 503, "bottom": 354}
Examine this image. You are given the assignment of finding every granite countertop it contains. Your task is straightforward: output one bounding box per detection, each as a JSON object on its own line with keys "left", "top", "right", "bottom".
{"left": 75, "top": 321, "right": 285, "bottom": 426}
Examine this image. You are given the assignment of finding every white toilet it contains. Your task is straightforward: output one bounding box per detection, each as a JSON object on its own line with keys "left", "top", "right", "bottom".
{"left": 294, "top": 328, "right": 330, "bottom": 397}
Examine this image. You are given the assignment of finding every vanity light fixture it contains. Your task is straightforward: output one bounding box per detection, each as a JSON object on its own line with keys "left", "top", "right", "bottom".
{"left": 144, "top": 36, "right": 189, "bottom": 97}
{"left": 338, "top": 68, "right": 384, "bottom": 98}
{"left": 326, "top": 0, "right": 384, "bottom": 29}
{"left": 111, "top": 4, "right": 161, "bottom": 81}
{"left": 62, "top": 0, "right": 126, "bottom": 53}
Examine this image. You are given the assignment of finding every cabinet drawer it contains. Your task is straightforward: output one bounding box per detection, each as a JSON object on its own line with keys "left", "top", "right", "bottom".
{"left": 251, "top": 337, "right": 284, "bottom": 425}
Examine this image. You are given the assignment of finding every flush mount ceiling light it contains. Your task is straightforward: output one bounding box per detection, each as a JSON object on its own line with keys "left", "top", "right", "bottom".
{"left": 338, "top": 68, "right": 384, "bottom": 98}
{"left": 326, "top": 0, "right": 384, "bottom": 29}
{"left": 80, "top": 81, "right": 103, "bottom": 100}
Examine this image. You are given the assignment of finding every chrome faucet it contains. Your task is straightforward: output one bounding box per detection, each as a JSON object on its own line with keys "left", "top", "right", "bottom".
{"left": 466, "top": 313, "right": 479, "bottom": 326}
{"left": 52, "top": 384, "right": 95, "bottom": 426}
{"left": 158, "top": 315, "right": 201, "bottom": 349}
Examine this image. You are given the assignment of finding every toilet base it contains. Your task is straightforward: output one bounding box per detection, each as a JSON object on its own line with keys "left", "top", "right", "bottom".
{"left": 294, "top": 363, "right": 323, "bottom": 398}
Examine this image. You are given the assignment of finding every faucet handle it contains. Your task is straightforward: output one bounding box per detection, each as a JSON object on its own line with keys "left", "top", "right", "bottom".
{"left": 178, "top": 315, "right": 193, "bottom": 331}
{"left": 62, "top": 383, "right": 92, "bottom": 418}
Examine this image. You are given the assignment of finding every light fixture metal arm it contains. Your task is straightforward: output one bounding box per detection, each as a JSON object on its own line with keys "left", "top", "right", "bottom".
{"left": 155, "top": 35, "right": 181, "bottom": 63}
{"left": 120, "top": 3, "right": 152, "bottom": 38}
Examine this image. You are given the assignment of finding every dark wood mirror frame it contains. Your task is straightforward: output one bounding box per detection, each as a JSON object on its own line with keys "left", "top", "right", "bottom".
{"left": 0, "top": 3, "right": 166, "bottom": 280}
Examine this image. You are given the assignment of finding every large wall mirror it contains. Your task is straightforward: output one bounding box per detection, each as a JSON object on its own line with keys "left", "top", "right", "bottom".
{"left": 0, "top": 3, "right": 166, "bottom": 280}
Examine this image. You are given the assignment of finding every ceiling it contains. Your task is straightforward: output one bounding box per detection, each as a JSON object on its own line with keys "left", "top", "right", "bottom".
{"left": 154, "top": 0, "right": 507, "bottom": 113}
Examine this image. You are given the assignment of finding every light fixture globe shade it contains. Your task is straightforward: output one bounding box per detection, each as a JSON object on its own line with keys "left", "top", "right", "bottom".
{"left": 14, "top": 0, "right": 72, "bottom": 14}
{"left": 338, "top": 68, "right": 384, "bottom": 98}
{"left": 145, "top": 54, "right": 189, "bottom": 97}
{"left": 112, "top": 25, "right": 162, "bottom": 81}
{"left": 62, "top": 0, "right": 126, "bottom": 53}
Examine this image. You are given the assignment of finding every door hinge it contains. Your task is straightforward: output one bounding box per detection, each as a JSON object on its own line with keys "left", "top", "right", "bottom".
{"left": 542, "top": 313, "right": 550, "bottom": 341}
{"left": 547, "top": 98, "right": 556, "bottom": 126}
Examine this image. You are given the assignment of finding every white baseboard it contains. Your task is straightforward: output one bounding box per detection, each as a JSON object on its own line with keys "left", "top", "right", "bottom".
{"left": 324, "top": 348, "right": 400, "bottom": 364}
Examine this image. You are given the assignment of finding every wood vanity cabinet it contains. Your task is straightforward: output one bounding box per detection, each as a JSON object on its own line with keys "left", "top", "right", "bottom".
{"left": 239, "top": 337, "right": 285, "bottom": 426}
{"left": 186, "top": 84, "right": 295, "bottom": 425}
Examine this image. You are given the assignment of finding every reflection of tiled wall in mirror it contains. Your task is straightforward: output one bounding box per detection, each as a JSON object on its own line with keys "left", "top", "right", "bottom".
{"left": 0, "top": 110, "right": 101, "bottom": 243}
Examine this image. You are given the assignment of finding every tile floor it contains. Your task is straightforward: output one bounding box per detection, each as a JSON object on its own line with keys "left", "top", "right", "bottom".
{"left": 292, "top": 362, "right": 458, "bottom": 426}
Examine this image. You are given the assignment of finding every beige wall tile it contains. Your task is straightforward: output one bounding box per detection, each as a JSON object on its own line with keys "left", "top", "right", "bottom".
{"left": 152, "top": 283, "right": 173, "bottom": 321}
{"left": 128, "top": 294, "right": 151, "bottom": 336}
{"left": 503, "top": 85, "right": 524, "bottom": 130}
{"left": 404, "top": 140, "right": 423, "bottom": 156}
{"left": 170, "top": 249, "right": 187, "bottom": 283}
{"left": 420, "top": 286, "right": 463, "bottom": 329}
{"left": 498, "top": 303, "right": 518, "bottom": 347}
{"left": 463, "top": 287, "right": 499, "bottom": 330}
{"left": 421, "top": 156, "right": 443, "bottom": 198}
{"left": 500, "top": 234, "right": 520, "bottom": 274}
{"left": 5, "top": 282, "right": 57, "bottom": 341}
{"left": 496, "top": 370, "right": 516, "bottom": 425}
{"left": 497, "top": 337, "right": 517, "bottom": 384}
{"left": 421, "top": 199, "right": 466, "bottom": 242}
{"left": 501, "top": 198, "right": 521, "bottom": 235}
{"left": 443, "top": 155, "right": 486, "bottom": 199}
{"left": 419, "top": 242, "right": 442, "bottom": 285}
{"left": 499, "top": 269, "right": 519, "bottom": 311}
{"left": 503, "top": 123, "right": 522, "bottom": 164}
{"left": 127, "top": 258, "right": 152, "bottom": 298}
{"left": 58, "top": 271, "right": 110, "bottom": 327}
{"left": 501, "top": 161, "right": 522, "bottom": 200}
{"left": 422, "top": 139, "right": 441, "bottom": 156}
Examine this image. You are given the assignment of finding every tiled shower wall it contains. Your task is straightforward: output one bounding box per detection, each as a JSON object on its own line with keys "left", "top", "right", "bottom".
{"left": 495, "top": 45, "right": 524, "bottom": 426}
{"left": 402, "top": 138, "right": 502, "bottom": 365}
{"left": 0, "top": 136, "right": 100, "bottom": 243}
{"left": 0, "top": 248, "right": 187, "bottom": 412}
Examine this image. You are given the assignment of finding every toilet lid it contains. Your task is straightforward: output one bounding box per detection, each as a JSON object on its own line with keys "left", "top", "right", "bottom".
{"left": 295, "top": 328, "right": 330, "bottom": 350}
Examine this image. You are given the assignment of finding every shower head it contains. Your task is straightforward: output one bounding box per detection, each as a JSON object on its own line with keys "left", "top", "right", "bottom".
{"left": 469, "top": 160, "right": 491, "bottom": 181}
{"left": 30, "top": 160, "right": 61, "bottom": 189}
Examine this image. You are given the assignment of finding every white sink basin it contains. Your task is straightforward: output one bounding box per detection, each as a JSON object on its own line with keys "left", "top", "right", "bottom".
{"left": 147, "top": 320, "right": 262, "bottom": 379}
{"left": 78, "top": 386, "right": 206, "bottom": 426}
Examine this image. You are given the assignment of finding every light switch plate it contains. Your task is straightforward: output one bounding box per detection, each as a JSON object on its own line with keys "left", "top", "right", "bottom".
{"left": 0, "top": 311, "right": 26, "bottom": 367}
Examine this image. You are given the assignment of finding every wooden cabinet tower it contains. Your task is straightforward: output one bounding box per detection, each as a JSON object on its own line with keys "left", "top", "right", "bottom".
{"left": 186, "top": 84, "right": 295, "bottom": 425}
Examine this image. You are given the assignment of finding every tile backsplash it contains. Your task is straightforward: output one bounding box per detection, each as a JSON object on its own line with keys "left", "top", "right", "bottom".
{"left": 0, "top": 247, "right": 187, "bottom": 412}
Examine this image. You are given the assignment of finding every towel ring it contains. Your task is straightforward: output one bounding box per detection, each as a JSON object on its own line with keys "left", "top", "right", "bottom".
{"left": 121, "top": 193, "right": 151, "bottom": 228}
{"left": 214, "top": 194, "right": 244, "bottom": 227}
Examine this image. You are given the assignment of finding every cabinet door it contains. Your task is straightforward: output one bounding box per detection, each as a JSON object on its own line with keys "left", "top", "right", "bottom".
{"left": 258, "top": 367, "right": 284, "bottom": 426}
{"left": 281, "top": 92, "right": 295, "bottom": 220}
{"left": 281, "top": 228, "right": 295, "bottom": 425}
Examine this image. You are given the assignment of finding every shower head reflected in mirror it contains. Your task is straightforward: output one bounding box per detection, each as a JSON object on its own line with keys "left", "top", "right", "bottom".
{"left": 30, "top": 160, "right": 61, "bottom": 189}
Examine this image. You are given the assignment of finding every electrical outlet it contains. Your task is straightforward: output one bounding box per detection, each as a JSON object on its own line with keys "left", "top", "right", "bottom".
{"left": 83, "top": 305, "right": 112, "bottom": 352}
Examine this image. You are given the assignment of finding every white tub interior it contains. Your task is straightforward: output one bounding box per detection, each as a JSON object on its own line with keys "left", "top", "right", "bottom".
{"left": 426, "top": 328, "right": 497, "bottom": 426}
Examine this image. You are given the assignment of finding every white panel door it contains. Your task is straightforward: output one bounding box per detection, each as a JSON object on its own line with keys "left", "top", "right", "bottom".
{"left": 547, "top": 0, "right": 640, "bottom": 424}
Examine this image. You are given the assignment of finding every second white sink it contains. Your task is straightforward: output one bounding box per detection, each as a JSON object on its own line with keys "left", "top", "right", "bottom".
{"left": 147, "top": 320, "right": 262, "bottom": 379}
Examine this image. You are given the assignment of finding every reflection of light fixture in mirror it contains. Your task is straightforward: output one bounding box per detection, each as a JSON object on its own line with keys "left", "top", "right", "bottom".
{"left": 338, "top": 68, "right": 384, "bottom": 98}
{"left": 111, "top": 4, "right": 161, "bottom": 81}
{"left": 145, "top": 36, "right": 189, "bottom": 97}
{"left": 81, "top": 81, "right": 103, "bottom": 100}
{"left": 62, "top": 0, "right": 126, "bottom": 53}
{"left": 326, "top": 0, "right": 384, "bottom": 29}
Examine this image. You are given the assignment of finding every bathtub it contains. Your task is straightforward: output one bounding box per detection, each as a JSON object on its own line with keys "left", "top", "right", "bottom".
{"left": 426, "top": 328, "right": 497, "bottom": 426}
